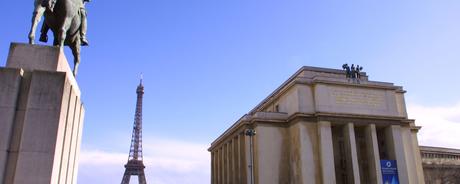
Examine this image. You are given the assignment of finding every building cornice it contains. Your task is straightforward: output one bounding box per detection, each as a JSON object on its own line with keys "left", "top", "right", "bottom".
{"left": 208, "top": 111, "right": 413, "bottom": 151}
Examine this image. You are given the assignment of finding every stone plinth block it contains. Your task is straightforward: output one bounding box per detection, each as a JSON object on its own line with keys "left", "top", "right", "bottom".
{"left": 0, "top": 43, "right": 85, "bottom": 184}
{"left": 7, "top": 43, "right": 66, "bottom": 73}
{"left": 6, "top": 42, "right": 80, "bottom": 95}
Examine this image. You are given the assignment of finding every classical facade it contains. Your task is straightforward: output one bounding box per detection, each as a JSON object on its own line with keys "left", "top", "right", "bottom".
{"left": 209, "top": 66, "right": 425, "bottom": 184}
{"left": 420, "top": 146, "right": 460, "bottom": 184}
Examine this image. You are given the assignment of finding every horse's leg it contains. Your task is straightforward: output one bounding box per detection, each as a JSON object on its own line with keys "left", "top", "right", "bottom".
{"left": 52, "top": 31, "right": 59, "bottom": 46}
{"left": 58, "top": 27, "right": 67, "bottom": 47}
{"left": 58, "top": 18, "right": 71, "bottom": 47}
{"left": 70, "top": 40, "right": 81, "bottom": 76}
{"left": 28, "top": 5, "right": 45, "bottom": 44}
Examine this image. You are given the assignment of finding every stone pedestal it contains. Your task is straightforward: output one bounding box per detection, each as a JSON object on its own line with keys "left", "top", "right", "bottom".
{"left": 0, "top": 43, "right": 85, "bottom": 184}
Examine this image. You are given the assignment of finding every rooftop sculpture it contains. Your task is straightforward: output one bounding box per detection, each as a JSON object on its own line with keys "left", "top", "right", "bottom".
{"left": 342, "top": 63, "right": 363, "bottom": 79}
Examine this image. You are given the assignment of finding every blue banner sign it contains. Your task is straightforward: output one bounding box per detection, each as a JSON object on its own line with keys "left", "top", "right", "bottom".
{"left": 380, "top": 160, "right": 399, "bottom": 184}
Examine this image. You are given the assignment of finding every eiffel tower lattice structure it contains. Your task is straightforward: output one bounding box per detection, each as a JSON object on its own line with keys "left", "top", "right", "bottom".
{"left": 121, "top": 78, "right": 147, "bottom": 184}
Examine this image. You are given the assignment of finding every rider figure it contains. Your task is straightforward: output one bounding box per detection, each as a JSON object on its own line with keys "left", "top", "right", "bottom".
{"left": 39, "top": 0, "right": 90, "bottom": 46}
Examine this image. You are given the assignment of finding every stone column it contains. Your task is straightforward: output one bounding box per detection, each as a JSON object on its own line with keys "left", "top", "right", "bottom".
{"left": 343, "top": 123, "right": 361, "bottom": 184}
{"left": 318, "top": 121, "right": 336, "bottom": 184}
{"left": 216, "top": 148, "right": 222, "bottom": 183}
{"left": 365, "top": 124, "right": 383, "bottom": 184}
{"left": 223, "top": 143, "right": 228, "bottom": 184}
{"left": 239, "top": 133, "right": 247, "bottom": 184}
{"left": 211, "top": 151, "right": 215, "bottom": 184}
{"left": 400, "top": 126, "right": 424, "bottom": 184}
{"left": 409, "top": 126, "right": 425, "bottom": 184}
{"left": 218, "top": 147, "right": 222, "bottom": 184}
{"left": 236, "top": 135, "right": 241, "bottom": 183}
{"left": 384, "top": 125, "right": 410, "bottom": 184}
{"left": 222, "top": 146, "right": 226, "bottom": 184}
{"left": 226, "top": 143, "right": 230, "bottom": 183}
{"left": 233, "top": 137, "right": 239, "bottom": 183}
{"left": 229, "top": 139, "right": 234, "bottom": 184}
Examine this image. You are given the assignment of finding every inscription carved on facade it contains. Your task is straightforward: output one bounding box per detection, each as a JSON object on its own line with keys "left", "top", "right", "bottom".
{"left": 331, "top": 88, "right": 385, "bottom": 108}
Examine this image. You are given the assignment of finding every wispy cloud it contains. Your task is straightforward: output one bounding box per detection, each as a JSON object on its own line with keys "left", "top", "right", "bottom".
{"left": 408, "top": 102, "right": 460, "bottom": 149}
{"left": 78, "top": 137, "right": 210, "bottom": 184}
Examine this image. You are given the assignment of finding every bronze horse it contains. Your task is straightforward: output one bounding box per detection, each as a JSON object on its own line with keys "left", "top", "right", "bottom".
{"left": 28, "top": 0, "right": 83, "bottom": 76}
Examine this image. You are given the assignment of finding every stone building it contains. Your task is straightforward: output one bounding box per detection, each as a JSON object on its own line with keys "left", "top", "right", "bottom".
{"left": 420, "top": 146, "right": 460, "bottom": 184}
{"left": 208, "top": 66, "right": 425, "bottom": 184}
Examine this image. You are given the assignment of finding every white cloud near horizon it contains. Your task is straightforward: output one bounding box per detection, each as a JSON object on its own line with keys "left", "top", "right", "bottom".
{"left": 78, "top": 137, "right": 210, "bottom": 184}
{"left": 408, "top": 102, "right": 460, "bottom": 149}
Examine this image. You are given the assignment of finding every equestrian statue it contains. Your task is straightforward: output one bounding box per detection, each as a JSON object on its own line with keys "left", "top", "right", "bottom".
{"left": 28, "top": 0, "right": 91, "bottom": 76}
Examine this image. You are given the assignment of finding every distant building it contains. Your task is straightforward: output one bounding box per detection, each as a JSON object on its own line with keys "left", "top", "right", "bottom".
{"left": 209, "top": 66, "right": 426, "bottom": 184}
{"left": 420, "top": 146, "right": 460, "bottom": 184}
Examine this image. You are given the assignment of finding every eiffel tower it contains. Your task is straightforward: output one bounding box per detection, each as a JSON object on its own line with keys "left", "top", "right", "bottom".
{"left": 121, "top": 78, "right": 147, "bottom": 184}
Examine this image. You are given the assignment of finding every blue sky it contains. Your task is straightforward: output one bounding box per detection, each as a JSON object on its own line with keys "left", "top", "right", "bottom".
{"left": 2, "top": 1, "right": 460, "bottom": 183}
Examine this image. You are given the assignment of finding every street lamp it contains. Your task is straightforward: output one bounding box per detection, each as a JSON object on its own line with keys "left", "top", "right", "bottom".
{"left": 245, "top": 128, "right": 256, "bottom": 184}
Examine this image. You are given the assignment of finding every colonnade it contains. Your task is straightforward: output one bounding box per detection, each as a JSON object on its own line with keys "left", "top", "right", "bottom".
{"left": 210, "top": 121, "right": 424, "bottom": 184}
{"left": 319, "top": 121, "right": 422, "bottom": 184}
{"left": 211, "top": 133, "right": 248, "bottom": 184}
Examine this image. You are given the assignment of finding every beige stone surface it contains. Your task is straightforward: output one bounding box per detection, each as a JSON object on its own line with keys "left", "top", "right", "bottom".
{"left": 0, "top": 43, "right": 85, "bottom": 184}
{"left": 14, "top": 152, "right": 55, "bottom": 184}
{"left": 232, "top": 137, "right": 239, "bottom": 183}
{"left": 292, "top": 122, "right": 321, "bottom": 184}
{"left": 385, "top": 125, "right": 410, "bottom": 184}
{"left": 410, "top": 127, "right": 425, "bottom": 184}
{"left": 58, "top": 86, "right": 78, "bottom": 184}
{"left": 318, "top": 121, "right": 336, "bottom": 184}
{"left": 401, "top": 126, "right": 419, "bottom": 184}
{"left": 314, "top": 84, "right": 401, "bottom": 117}
{"left": 0, "top": 152, "right": 7, "bottom": 184}
{"left": 211, "top": 151, "right": 216, "bottom": 184}
{"left": 365, "top": 124, "right": 383, "bottom": 184}
{"left": 72, "top": 105, "right": 85, "bottom": 184}
{"left": 276, "top": 86, "right": 300, "bottom": 115}
{"left": 297, "top": 85, "right": 315, "bottom": 113}
{"left": 225, "top": 143, "right": 229, "bottom": 183}
{"left": 395, "top": 92, "right": 408, "bottom": 117}
{"left": 67, "top": 98, "right": 83, "bottom": 184}
{"left": 0, "top": 68, "right": 23, "bottom": 183}
{"left": 6, "top": 43, "right": 80, "bottom": 95}
{"left": 254, "top": 125, "right": 289, "bottom": 184}
{"left": 216, "top": 149, "right": 220, "bottom": 184}
{"left": 3, "top": 72, "right": 32, "bottom": 184}
{"left": 343, "top": 123, "right": 360, "bottom": 184}
{"left": 7, "top": 43, "right": 68, "bottom": 76}
{"left": 14, "top": 71, "right": 69, "bottom": 184}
